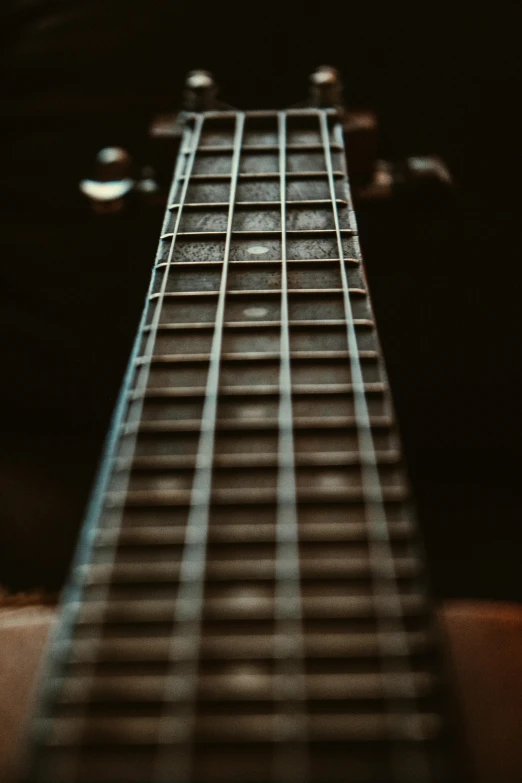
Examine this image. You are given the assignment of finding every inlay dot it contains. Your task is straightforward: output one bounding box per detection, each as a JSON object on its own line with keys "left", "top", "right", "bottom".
{"left": 224, "top": 586, "right": 269, "bottom": 612}
{"left": 228, "top": 665, "right": 266, "bottom": 693}
{"left": 151, "top": 475, "right": 185, "bottom": 491}
{"left": 247, "top": 245, "right": 269, "bottom": 255}
{"left": 244, "top": 306, "right": 268, "bottom": 318}
{"left": 316, "top": 472, "right": 346, "bottom": 489}
{"left": 238, "top": 404, "right": 266, "bottom": 419}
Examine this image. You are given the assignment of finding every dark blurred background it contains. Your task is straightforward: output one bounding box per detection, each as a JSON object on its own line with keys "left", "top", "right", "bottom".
{"left": 0, "top": 1, "right": 520, "bottom": 601}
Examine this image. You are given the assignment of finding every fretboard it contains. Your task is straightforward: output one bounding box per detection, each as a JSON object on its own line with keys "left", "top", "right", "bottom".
{"left": 25, "top": 110, "right": 463, "bottom": 783}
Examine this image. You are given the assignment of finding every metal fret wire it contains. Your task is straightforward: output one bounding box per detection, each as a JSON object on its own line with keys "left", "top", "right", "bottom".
{"left": 320, "top": 113, "right": 432, "bottom": 781}
{"left": 31, "top": 111, "right": 434, "bottom": 782}
{"left": 29, "top": 119, "right": 200, "bottom": 783}
{"left": 273, "top": 111, "right": 309, "bottom": 782}
{"left": 154, "top": 113, "right": 246, "bottom": 783}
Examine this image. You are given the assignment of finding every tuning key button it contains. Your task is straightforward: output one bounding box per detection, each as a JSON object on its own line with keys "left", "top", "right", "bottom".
{"left": 391, "top": 156, "right": 453, "bottom": 203}
{"left": 79, "top": 147, "right": 134, "bottom": 215}
{"left": 309, "top": 65, "right": 344, "bottom": 108}
{"left": 94, "top": 147, "right": 132, "bottom": 181}
{"left": 354, "top": 157, "right": 453, "bottom": 203}
{"left": 405, "top": 156, "right": 452, "bottom": 188}
{"left": 183, "top": 70, "right": 219, "bottom": 112}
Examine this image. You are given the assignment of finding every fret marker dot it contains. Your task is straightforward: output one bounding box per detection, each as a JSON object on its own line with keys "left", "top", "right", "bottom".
{"left": 244, "top": 306, "right": 268, "bottom": 318}
{"left": 238, "top": 404, "right": 266, "bottom": 419}
{"left": 229, "top": 665, "right": 265, "bottom": 693}
{"left": 317, "top": 472, "right": 346, "bottom": 489}
{"left": 226, "top": 586, "right": 268, "bottom": 612}
{"left": 247, "top": 245, "right": 269, "bottom": 255}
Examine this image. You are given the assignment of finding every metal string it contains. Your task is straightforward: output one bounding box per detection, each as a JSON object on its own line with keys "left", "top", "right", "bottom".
{"left": 320, "top": 112, "right": 433, "bottom": 782}
{"left": 273, "top": 111, "right": 309, "bottom": 783}
{"left": 154, "top": 112, "right": 246, "bottom": 783}
{"left": 31, "top": 118, "right": 202, "bottom": 783}
{"left": 32, "top": 109, "right": 436, "bottom": 783}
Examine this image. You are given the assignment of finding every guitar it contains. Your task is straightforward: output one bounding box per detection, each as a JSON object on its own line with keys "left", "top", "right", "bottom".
{"left": 20, "top": 68, "right": 471, "bottom": 783}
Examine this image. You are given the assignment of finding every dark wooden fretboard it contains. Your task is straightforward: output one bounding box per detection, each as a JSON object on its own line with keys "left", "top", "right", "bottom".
{"left": 25, "top": 109, "right": 463, "bottom": 783}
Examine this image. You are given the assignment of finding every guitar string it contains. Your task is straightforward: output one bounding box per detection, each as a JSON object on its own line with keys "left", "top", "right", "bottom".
{"left": 35, "top": 117, "right": 201, "bottom": 782}
{"left": 36, "top": 109, "right": 434, "bottom": 783}
{"left": 320, "top": 112, "right": 433, "bottom": 781}
{"left": 154, "top": 112, "right": 246, "bottom": 783}
{"left": 273, "top": 110, "right": 310, "bottom": 783}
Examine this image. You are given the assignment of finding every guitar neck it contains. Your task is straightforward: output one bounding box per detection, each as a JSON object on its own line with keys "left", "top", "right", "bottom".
{"left": 26, "top": 109, "right": 463, "bottom": 782}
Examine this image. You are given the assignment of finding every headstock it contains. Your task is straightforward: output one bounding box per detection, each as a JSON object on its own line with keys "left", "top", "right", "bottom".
{"left": 79, "top": 68, "right": 452, "bottom": 215}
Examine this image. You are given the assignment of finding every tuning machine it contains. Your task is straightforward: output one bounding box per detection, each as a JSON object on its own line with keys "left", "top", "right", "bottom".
{"left": 183, "top": 70, "right": 220, "bottom": 112}
{"left": 306, "top": 65, "right": 452, "bottom": 202}
{"left": 79, "top": 147, "right": 163, "bottom": 215}
{"left": 80, "top": 67, "right": 452, "bottom": 215}
{"left": 79, "top": 147, "right": 134, "bottom": 215}
{"left": 79, "top": 70, "right": 227, "bottom": 214}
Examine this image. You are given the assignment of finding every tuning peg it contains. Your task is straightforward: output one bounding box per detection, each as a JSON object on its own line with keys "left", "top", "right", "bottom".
{"left": 354, "top": 156, "right": 453, "bottom": 203}
{"left": 79, "top": 147, "right": 134, "bottom": 215}
{"left": 308, "top": 66, "right": 344, "bottom": 109}
{"left": 403, "top": 156, "right": 452, "bottom": 191}
{"left": 183, "top": 70, "right": 219, "bottom": 112}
